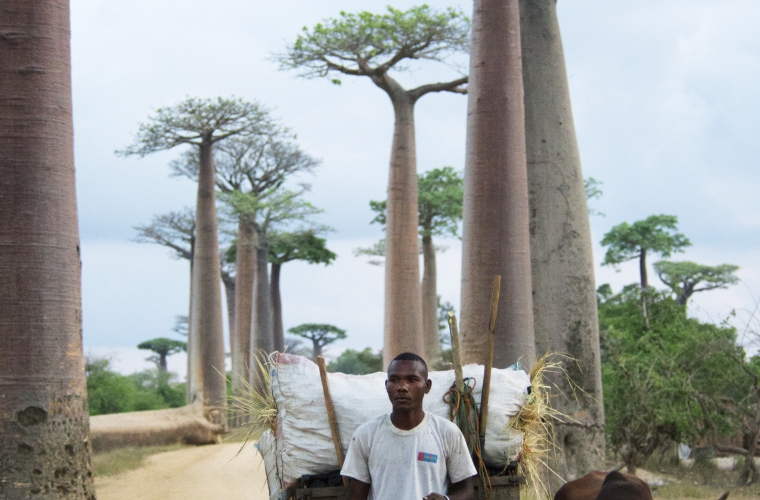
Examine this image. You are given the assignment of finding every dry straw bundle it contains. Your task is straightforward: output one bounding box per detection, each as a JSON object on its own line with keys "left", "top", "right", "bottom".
{"left": 508, "top": 354, "right": 574, "bottom": 500}
{"left": 229, "top": 349, "right": 277, "bottom": 449}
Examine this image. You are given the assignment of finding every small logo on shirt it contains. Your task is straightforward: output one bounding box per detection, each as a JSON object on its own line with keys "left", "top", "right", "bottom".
{"left": 417, "top": 452, "right": 438, "bottom": 463}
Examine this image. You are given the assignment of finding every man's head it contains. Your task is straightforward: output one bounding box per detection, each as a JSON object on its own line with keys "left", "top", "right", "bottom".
{"left": 385, "top": 352, "right": 431, "bottom": 412}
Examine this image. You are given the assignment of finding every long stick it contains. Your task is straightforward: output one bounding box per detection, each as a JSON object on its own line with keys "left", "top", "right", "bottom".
{"left": 317, "top": 356, "right": 348, "bottom": 487}
{"left": 447, "top": 311, "right": 465, "bottom": 392}
{"left": 479, "top": 275, "right": 501, "bottom": 442}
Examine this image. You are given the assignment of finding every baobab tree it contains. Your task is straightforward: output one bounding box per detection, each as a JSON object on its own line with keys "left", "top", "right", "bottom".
{"left": 120, "top": 97, "right": 272, "bottom": 422}
{"left": 654, "top": 261, "right": 739, "bottom": 306}
{"left": 133, "top": 208, "right": 198, "bottom": 399}
{"left": 172, "top": 130, "right": 318, "bottom": 393}
{"left": 220, "top": 187, "right": 323, "bottom": 360}
{"left": 0, "top": 0, "right": 95, "bottom": 496}
{"left": 460, "top": 0, "right": 535, "bottom": 368}
{"left": 520, "top": 0, "right": 606, "bottom": 479}
{"left": 601, "top": 215, "right": 691, "bottom": 289}
{"left": 138, "top": 338, "right": 187, "bottom": 372}
{"left": 278, "top": 5, "right": 470, "bottom": 366}
{"left": 367, "top": 167, "right": 464, "bottom": 362}
{"left": 602, "top": 214, "right": 691, "bottom": 330}
{"left": 134, "top": 209, "right": 235, "bottom": 402}
{"left": 269, "top": 230, "right": 337, "bottom": 348}
{"left": 288, "top": 324, "right": 347, "bottom": 360}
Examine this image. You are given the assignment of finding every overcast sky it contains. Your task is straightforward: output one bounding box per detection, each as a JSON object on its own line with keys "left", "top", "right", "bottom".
{"left": 70, "top": 0, "right": 760, "bottom": 376}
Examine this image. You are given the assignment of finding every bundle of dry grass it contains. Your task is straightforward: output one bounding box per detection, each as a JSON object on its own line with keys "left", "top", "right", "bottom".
{"left": 508, "top": 354, "right": 573, "bottom": 500}
{"left": 229, "top": 350, "right": 277, "bottom": 450}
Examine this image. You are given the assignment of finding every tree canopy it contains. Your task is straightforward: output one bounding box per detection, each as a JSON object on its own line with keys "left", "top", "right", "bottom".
{"left": 654, "top": 260, "right": 740, "bottom": 306}
{"left": 117, "top": 96, "right": 273, "bottom": 155}
{"left": 133, "top": 208, "right": 195, "bottom": 260}
{"left": 170, "top": 127, "right": 318, "bottom": 195}
{"left": 276, "top": 5, "right": 470, "bottom": 89}
{"left": 137, "top": 337, "right": 187, "bottom": 372}
{"left": 601, "top": 214, "right": 691, "bottom": 288}
{"left": 370, "top": 166, "right": 463, "bottom": 237}
{"left": 288, "top": 323, "right": 347, "bottom": 359}
{"left": 584, "top": 177, "right": 604, "bottom": 216}
{"left": 220, "top": 186, "right": 323, "bottom": 237}
{"left": 269, "top": 230, "right": 337, "bottom": 266}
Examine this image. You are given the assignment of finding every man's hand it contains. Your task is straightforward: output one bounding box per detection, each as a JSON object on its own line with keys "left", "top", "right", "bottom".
{"left": 425, "top": 476, "right": 474, "bottom": 500}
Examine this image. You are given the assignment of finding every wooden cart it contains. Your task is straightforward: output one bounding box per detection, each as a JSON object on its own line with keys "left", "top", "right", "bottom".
{"left": 290, "top": 469, "right": 525, "bottom": 500}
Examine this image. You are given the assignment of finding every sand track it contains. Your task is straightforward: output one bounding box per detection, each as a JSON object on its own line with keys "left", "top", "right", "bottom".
{"left": 95, "top": 443, "right": 269, "bottom": 500}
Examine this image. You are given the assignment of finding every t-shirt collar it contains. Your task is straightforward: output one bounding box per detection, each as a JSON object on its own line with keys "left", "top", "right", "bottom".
{"left": 386, "top": 411, "right": 429, "bottom": 436}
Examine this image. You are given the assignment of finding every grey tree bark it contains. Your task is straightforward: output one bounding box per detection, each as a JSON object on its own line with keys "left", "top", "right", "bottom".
{"left": 520, "top": 0, "right": 606, "bottom": 482}
{"left": 382, "top": 94, "right": 425, "bottom": 367}
{"left": 421, "top": 235, "right": 440, "bottom": 363}
{"left": 252, "top": 240, "right": 274, "bottom": 355}
{"left": 461, "top": 0, "right": 536, "bottom": 369}
{"left": 189, "top": 141, "right": 228, "bottom": 425}
{"left": 270, "top": 262, "right": 285, "bottom": 352}
{"left": 186, "top": 262, "right": 202, "bottom": 403}
{"left": 221, "top": 270, "right": 235, "bottom": 383}
{"left": 0, "top": 1, "right": 96, "bottom": 496}
{"left": 232, "top": 222, "right": 254, "bottom": 398}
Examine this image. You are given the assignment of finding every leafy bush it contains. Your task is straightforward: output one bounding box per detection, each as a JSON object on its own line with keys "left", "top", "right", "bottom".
{"left": 327, "top": 348, "right": 382, "bottom": 375}
{"left": 86, "top": 358, "right": 139, "bottom": 415}
{"left": 598, "top": 286, "right": 747, "bottom": 472}
{"left": 85, "top": 357, "right": 186, "bottom": 415}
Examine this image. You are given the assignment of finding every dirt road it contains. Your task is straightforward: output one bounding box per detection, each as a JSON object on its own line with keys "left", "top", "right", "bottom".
{"left": 95, "top": 443, "right": 270, "bottom": 500}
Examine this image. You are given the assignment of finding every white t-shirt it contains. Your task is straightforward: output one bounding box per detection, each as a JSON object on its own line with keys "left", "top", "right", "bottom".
{"left": 341, "top": 412, "right": 477, "bottom": 500}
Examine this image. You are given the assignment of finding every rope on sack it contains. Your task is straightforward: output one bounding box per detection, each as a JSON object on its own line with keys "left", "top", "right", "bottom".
{"left": 443, "top": 377, "right": 491, "bottom": 499}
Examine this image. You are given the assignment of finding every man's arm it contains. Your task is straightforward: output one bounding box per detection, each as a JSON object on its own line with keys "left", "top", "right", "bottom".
{"left": 344, "top": 476, "right": 371, "bottom": 500}
{"left": 424, "top": 476, "right": 474, "bottom": 500}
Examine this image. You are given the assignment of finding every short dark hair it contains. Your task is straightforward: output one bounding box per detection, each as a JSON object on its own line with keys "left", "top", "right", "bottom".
{"left": 390, "top": 352, "right": 428, "bottom": 373}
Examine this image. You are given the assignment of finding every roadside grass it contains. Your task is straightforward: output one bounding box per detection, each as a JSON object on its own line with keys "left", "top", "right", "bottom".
{"left": 654, "top": 481, "right": 759, "bottom": 499}
{"left": 654, "top": 482, "right": 719, "bottom": 499}
{"left": 92, "top": 444, "right": 184, "bottom": 477}
{"left": 638, "top": 457, "right": 760, "bottom": 500}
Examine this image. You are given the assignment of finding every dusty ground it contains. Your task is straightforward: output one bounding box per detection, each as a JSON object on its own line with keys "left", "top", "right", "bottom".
{"left": 94, "top": 442, "right": 759, "bottom": 500}
{"left": 95, "top": 442, "right": 269, "bottom": 500}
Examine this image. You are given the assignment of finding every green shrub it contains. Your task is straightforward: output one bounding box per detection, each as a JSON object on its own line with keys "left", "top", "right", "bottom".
{"left": 85, "top": 357, "right": 186, "bottom": 415}
{"left": 327, "top": 348, "right": 382, "bottom": 375}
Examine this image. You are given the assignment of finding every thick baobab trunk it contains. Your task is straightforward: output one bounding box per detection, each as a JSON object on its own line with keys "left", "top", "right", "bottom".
{"left": 271, "top": 262, "right": 285, "bottom": 352}
{"left": 461, "top": 0, "right": 535, "bottom": 369}
{"left": 221, "top": 270, "right": 236, "bottom": 424}
{"left": 421, "top": 235, "right": 440, "bottom": 363}
{"left": 189, "top": 140, "right": 228, "bottom": 425}
{"left": 186, "top": 263, "right": 202, "bottom": 403}
{"left": 252, "top": 240, "right": 274, "bottom": 354}
{"left": 232, "top": 222, "right": 254, "bottom": 396}
{"left": 383, "top": 96, "right": 425, "bottom": 367}
{"left": 312, "top": 339, "right": 323, "bottom": 360}
{"left": 521, "top": 0, "right": 605, "bottom": 481}
{"left": 222, "top": 271, "right": 235, "bottom": 351}
{"left": 0, "top": 1, "right": 96, "bottom": 497}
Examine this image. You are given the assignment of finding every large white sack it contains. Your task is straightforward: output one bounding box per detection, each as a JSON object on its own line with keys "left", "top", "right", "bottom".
{"left": 255, "top": 430, "right": 280, "bottom": 500}
{"left": 259, "top": 353, "right": 529, "bottom": 499}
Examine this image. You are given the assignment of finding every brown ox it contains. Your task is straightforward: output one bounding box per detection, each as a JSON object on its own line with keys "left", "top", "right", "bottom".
{"left": 554, "top": 470, "right": 729, "bottom": 500}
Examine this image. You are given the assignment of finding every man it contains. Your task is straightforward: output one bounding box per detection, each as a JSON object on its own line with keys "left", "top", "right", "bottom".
{"left": 341, "top": 352, "right": 477, "bottom": 500}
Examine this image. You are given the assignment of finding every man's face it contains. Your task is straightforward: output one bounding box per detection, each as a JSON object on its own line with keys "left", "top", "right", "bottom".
{"left": 385, "top": 360, "right": 432, "bottom": 411}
